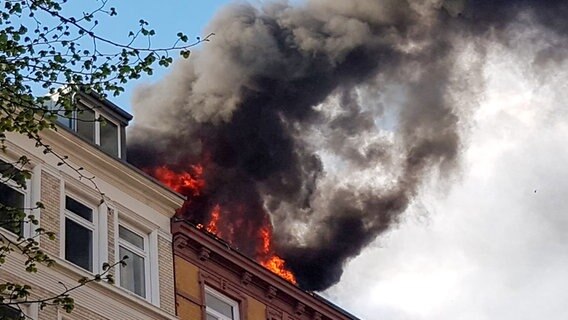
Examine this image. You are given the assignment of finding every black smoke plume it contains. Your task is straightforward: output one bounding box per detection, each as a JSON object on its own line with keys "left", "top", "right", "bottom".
{"left": 127, "top": 0, "right": 568, "bottom": 290}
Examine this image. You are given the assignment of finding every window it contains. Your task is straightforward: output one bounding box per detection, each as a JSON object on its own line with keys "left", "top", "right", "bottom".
{"left": 99, "top": 116, "right": 119, "bottom": 156}
{"left": 118, "top": 224, "right": 148, "bottom": 298}
{"left": 0, "top": 304, "right": 23, "bottom": 320}
{"left": 0, "top": 183, "right": 25, "bottom": 235}
{"left": 75, "top": 107, "right": 96, "bottom": 143}
{"left": 48, "top": 101, "right": 121, "bottom": 158}
{"left": 205, "top": 287, "right": 240, "bottom": 320}
{"left": 0, "top": 160, "right": 28, "bottom": 235}
{"left": 64, "top": 196, "right": 96, "bottom": 272}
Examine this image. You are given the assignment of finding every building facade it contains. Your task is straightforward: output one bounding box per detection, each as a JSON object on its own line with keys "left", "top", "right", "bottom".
{"left": 0, "top": 93, "right": 185, "bottom": 319}
{"left": 172, "top": 221, "right": 359, "bottom": 320}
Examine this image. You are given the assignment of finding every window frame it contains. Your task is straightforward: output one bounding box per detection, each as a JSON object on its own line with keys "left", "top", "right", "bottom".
{"left": 0, "top": 157, "right": 33, "bottom": 238}
{"left": 116, "top": 222, "right": 151, "bottom": 299}
{"left": 62, "top": 193, "right": 99, "bottom": 273}
{"left": 50, "top": 101, "right": 122, "bottom": 158}
{"left": 204, "top": 286, "right": 240, "bottom": 320}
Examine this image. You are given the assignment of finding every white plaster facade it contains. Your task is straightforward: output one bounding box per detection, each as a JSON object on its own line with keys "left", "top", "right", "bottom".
{"left": 0, "top": 97, "right": 184, "bottom": 319}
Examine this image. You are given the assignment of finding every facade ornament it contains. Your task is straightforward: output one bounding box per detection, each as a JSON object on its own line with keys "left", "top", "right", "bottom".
{"left": 295, "top": 303, "right": 306, "bottom": 316}
{"left": 199, "top": 247, "right": 211, "bottom": 261}
{"left": 266, "top": 285, "right": 278, "bottom": 300}
{"left": 175, "top": 237, "right": 189, "bottom": 250}
{"left": 266, "top": 307, "right": 283, "bottom": 320}
{"left": 241, "top": 271, "right": 253, "bottom": 286}
{"left": 312, "top": 312, "right": 322, "bottom": 320}
{"left": 221, "top": 278, "right": 228, "bottom": 290}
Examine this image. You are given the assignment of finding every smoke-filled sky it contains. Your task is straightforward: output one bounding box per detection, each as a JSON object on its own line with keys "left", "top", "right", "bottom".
{"left": 125, "top": 0, "right": 568, "bottom": 318}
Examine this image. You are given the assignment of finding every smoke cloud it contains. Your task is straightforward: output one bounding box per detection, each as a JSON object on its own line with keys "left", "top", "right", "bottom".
{"left": 127, "top": 0, "right": 568, "bottom": 290}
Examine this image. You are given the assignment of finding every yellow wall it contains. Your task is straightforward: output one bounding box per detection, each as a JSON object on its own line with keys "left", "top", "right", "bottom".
{"left": 174, "top": 256, "right": 270, "bottom": 320}
{"left": 175, "top": 256, "right": 201, "bottom": 299}
{"left": 175, "top": 256, "right": 202, "bottom": 319}
{"left": 177, "top": 295, "right": 202, "bottom": 320}
{"left": 247, "top": 295, "right": 266, "bottom": 320}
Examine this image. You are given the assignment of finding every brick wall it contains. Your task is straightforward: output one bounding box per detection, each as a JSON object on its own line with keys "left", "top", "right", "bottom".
{"left": 107, "top": 208, "right": 115, "bottom": 277}
{"left": 40, "top": 170, "right": 61, "bottom": 257}
{"left": 158, "top": 235, "right": 176, "bottom": 315}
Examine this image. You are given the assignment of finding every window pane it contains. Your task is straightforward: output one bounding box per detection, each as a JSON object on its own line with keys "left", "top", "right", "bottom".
{"left": 65, "top": 218, "right": 93, "bottom": 271}
{"left": 119, "top": 246, "right": 146, "bottom": 297}
{"left": 0, "top": 304, "right": 23, "bottom": 319}
{"left": 65, "top": 196, "right": 92, "bottom": 222}
{"left": 0, "top": 159, "right": 21, "bottom": 179}
{"left": 205, "top": 293, "right": 234, "bottom": 319}
{"left": 76, "top": 107, "right": 95, "bottom": 143}
{"left": 46, "top": 99, "right": 73, "bottom": 129}
{"left": 99, "top": 117, "right": 119, "bottom": 157}
{"left": 119, "top": 226, "right": 144, "bottom": 250}
{"left": 0, "top": 183, "right": 25, "bottom": 235}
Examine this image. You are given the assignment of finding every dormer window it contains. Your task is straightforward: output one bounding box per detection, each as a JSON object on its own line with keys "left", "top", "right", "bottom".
{"left": 55, "top": 104, "right": 121, "bottom": 158}
{"left": 48, "top": 92, "right": 131, "bottom": 159}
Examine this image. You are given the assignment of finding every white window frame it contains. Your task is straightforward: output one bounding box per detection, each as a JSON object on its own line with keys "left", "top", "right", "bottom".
{"left": 97, "top": 113, "right": 122, "bottom": 158}
{"left": 0, "top": 157, "right": 33, "bottom": 238}
{"left": 52, "top": 101, "right": 122, "bottom": 158}
{"left": 205, "top": 286, "right": 240, "bottom": 320}
{"left": 61, "top": 193, "right": 99, "bottom": 273}
{"left": 116, "top": 222, "right": 151, "bottom": 299}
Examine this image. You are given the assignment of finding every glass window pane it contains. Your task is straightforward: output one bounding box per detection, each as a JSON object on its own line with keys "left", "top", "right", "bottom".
{"left": 119, "top": 226, "right": 144, "bottom": 250}
{"left": 205, "top": 293, "right": 234, "bottom": 319}
{"left": 0, "top": 183, "right": 25, "bottom": 235}
{"left": 76, "top": 107, "right": 95, "bottom": 143}
{"left": 65, "top": 218, "right": 93, "bottom": 271}
{"left": 99, "top": 116, "right": 119, "bottom": 157}
{"left": 65, "top": 196, "right": 92, "bottom": 222}
{"left": 119, "top": 246, "right": 146, "bottom": 297}
{"left": 0, "top": 159, "right": 21, "bottom": 179}
{"left": 0, "top": 304, "right": 23, "bottom": 319}
{"left": 45, "top": 99, "right": 73, "bottom": 129}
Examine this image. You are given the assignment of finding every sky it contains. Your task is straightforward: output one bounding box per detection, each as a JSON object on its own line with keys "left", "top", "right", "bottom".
{"left": 64, "top": 0, "right": 229, "bottom": 112}
{"left": 82, "top": 1, "right": 568, "bottom": 319}
{"left": 325, "top": 29, "right": 568, "bottom": 319}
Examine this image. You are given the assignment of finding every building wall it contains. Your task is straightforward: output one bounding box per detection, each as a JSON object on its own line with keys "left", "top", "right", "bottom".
{"left": 174, "top": 256, "right": 202, "bottom": 320}
{"left": 172, "top": 224, "right": 358, "bottom": 320}
{"left": 40, "top": 170, "right": 61, "bottom": 257}
{"left": 159, "top": 235, "right": 176, "bottom": 314}
{"left": 0, "top": 133, "right": 183, "bottom": 320}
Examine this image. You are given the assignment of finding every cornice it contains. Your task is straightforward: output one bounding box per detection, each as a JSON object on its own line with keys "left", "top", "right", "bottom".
{"left": 172, "top": 222, "right": 359, "bottom": 320}
{"left": 39, "top": 128, "right": 185, "bottom": 217}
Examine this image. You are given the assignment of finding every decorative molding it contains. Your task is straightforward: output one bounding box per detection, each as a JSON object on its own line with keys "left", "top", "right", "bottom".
{"left": 199, "top": 247, "right": 211, "bottom": 262}
{"left": 267, "top": 307, "right": 283, "bottom": 320}
{"left": 266, "top": 286, "right": 278, "bottom": 300}
{"left": 241, "top": 272, "right": 253, "bottom": 286}
{"left": 221, "top": 278, "right": 228, "bottom": 291}
{"left": 39, "top": 128, "right": 185, "bottom": 216}
{"left": 312, "top": 312, "right": 322, "bottom": 320}
{"left": 295, "top": 303, "right": 306, "bottom": 316}
{"left": 174, "top": 237, "right": 189, "bottom": 250}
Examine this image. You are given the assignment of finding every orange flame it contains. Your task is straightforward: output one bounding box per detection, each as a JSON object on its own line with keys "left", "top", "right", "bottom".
{"left": 261, "top": 255, "right": 297, "bottom": 284}
{"left": 151, "top": 164, "right": 297, "bottom": 285}
{"left": 152, "top": 165, "right": 204, "bottom": 196}
{"left": 258, "top": 226, "right": 297, "bottom": 284}
{"left": 206, "top": 204, "right": 221, "bottom": 234}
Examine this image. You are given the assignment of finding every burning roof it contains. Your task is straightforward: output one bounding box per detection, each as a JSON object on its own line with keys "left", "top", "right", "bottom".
{"left": 127, "top": 0, "right": 568, "bottom": 291}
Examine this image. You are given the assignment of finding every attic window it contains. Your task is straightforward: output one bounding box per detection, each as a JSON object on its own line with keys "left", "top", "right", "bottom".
{"left": 50, "top": 102, "right": 122, "bottom": 158}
